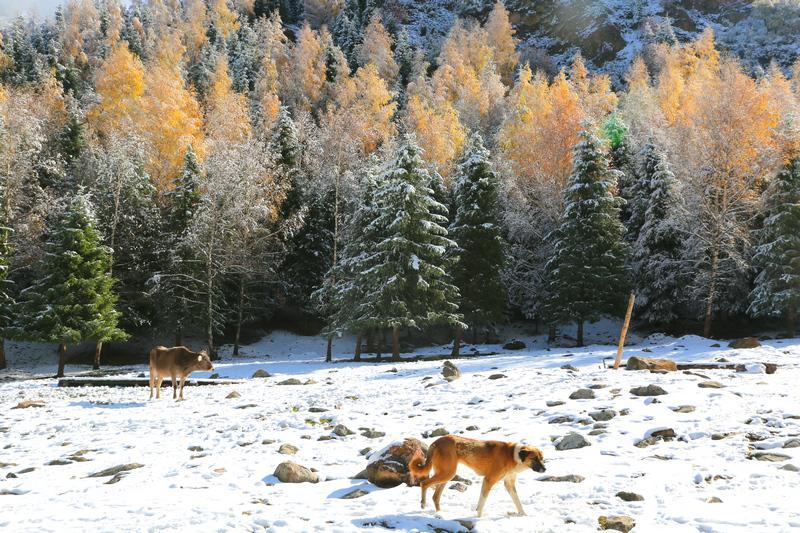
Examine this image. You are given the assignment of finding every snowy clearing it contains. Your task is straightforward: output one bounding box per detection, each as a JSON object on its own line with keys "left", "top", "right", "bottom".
{"left": 1, "top": 330, "right": 800, "bottom": 532}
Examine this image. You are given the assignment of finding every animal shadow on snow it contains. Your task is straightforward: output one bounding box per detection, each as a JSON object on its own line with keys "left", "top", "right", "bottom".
{"left": 326, "top": 481, "right": 379, "bottom": 499}
{"left": 68, "top": 400, "right": 147, "bottom": 409}
{"left": 353, "top": 514, "right": 470, "bottom": 533}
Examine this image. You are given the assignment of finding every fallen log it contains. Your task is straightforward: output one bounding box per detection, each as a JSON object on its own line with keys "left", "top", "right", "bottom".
{"left": 676, "top": 363, "right": 777, "bottom": 374}
{"left": 58, "top": 377, "right": 243, "bottom": 388}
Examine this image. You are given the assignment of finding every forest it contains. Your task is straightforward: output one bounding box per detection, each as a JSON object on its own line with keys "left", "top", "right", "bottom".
{"left": 1, "top": 0, "right": 799, "bottom": 373}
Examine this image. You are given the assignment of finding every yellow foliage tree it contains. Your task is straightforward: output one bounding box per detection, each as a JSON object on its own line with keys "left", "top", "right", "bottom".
{"left": 280, "top": 23, "right": 327, "bottom": 112}
{"left": 210, "top": 0, "right": 240, "bottom": 40}
{"left": 206, "top": 56, "right": 252, "bottom": 144}
{"left": 142, "top": 43, "right": 205, "bottom": 191}
{"left": 484, "top": 1, "right": 518, "bottom": 83}
{"left": 403, "top": 75, "right": 466, "bottom": 177}
{"left": 357, "top": 15, "right": 399, "bottom": 84}
{"left": 88, "top": 43, "right": 145, "bottom": 136}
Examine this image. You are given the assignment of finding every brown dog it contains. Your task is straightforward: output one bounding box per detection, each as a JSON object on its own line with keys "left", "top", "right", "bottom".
{"left": 409, "top": 435, "right": 545, "bottom": 517}
{"left": 149, "top": 346, "right": 213, "bottom": 400}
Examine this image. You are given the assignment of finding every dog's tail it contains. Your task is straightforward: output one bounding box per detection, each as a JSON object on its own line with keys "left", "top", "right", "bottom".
{"left": 408, "top": 447, "right": 433, "bottom": 483}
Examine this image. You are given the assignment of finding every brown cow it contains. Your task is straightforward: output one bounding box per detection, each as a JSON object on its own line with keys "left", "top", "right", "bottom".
{"left": 149, "top": 346, "right": 213, "bottom": 400}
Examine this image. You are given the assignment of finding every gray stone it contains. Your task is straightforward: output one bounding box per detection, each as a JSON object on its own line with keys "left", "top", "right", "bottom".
{"left": 361, "top": 429, "right": 386, "bottom": 439}
{"left": 729, "top": 337, "right": 761, "bottom": 349}
{"left": 225, "top": 391, "right": 241, "bottom": 399}
{"left": 503, "top": 340, "right": 526, "bottom": 350}
{"left": 341, "top": 489, "right": 368, "bottom": 499}
{"left": 556, "top": 432, "right": 590, "bottom": 451}
{"left": 308, "top": 407, "right": 328, "bottom": 413}
{"left": 590, "top": 409, "right": 616, "bottom": 422}
{"left": 333, "top": 425, "right": 355, "bottom": 437}
{"left": 488, "top": 373, "right": 507, "bottom": 380}
{"left": 779, "top": 464, "right": 799, "bottom": 472}
{"left": 546, "top": 400, "right": 565, "bottom": 407}
{"left": 598, "top": 515, "right": 635, "bottom": 532}
{"left": 88, "top": 463, "right": 144, "bottom": 478}
{"left": 698, "top": 381, "right": 725, "bottom": 389}
{"left": 426, "top": 428, "right": 449, "bottom": 437}
{"left": 626, "top": 356, "right": 677, "bottom": 372}
{"left": 188, "top": 446, "right": 203, "bottom": 452}
{"left": 549, "top": 415, "right": 575, "bottom": 424}
{"left": 650, "top": 428, "right": 676, "bottom": 440}
{"left": 783, "top": 439, "right": 800, "bottom": 449}
{"left": 706, "top": 496, "right": 723, "bottom": 503}
{"left": 278, "top": 378, "right": 303, "bottom": 385}
{"left": 442, "top": 361, "right": 461, "bottom": 382}
{"left": 274, "top": 461, "right": 319, "bottom": 483}
{"left": 449, "top": 482, "right": 468, "bottom": 492}
{"left": 630, "top": 385, "right": 667, "bottom": 396}
{"left": 616, "top": 491, "right": 644, "bottom": 502}
{"left": 751, "top": 452, "right": 790, "bottom": 462}
{"left": 561, "top": 364, "right": 578, "bottom": 372}
{"left": 278, "top": 444, "right": 299, "bottom": 455}
{"left": 569, "top": 389, "right": 595, "bottom": 400}
{"left": 539, "top": 474, "right": 584, "bottom": 483}
{"left": 252, "top": 369, "right": 271, "bottom": 378}
{"left": 671, "top": 405, "right": 695, "bottom": 413}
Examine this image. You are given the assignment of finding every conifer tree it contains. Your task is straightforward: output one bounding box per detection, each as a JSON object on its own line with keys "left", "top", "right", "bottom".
{"left": 632, "top": 146, "right": 683, "bottom": 325}
{"left": 542, "top": 129, "right": 629, "bottom": 346}
{"left": 316, "top": 165, "right": 381, "bottom": 360}
{"left": 16, "top": 195, "right": 126, "bottom": 377}
{"left": 603, "top": 115, "right": 636, "bottom": 237}
{"left": 360, "top": 134, "right": 463, "bottom": 360}
{"left": 0, "top": 212, "right": 11, "bottom": 370}
{"left": 162, "top": 146, "right": 203, "bottom": 345}
{"left": 750, "top": 158, "right": 800, "bottom": 337}
{"left": 449, "top": 132, "right": 505, "bottom": 354}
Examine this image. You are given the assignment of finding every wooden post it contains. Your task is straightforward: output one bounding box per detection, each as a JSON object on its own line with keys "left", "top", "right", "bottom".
{"left": 451, "top": 327, "right": 463, "bottom": 358}
{"left": 614, "top": 293, "right": 636, "bottom": 370}
{"left": 57, "top": 343, "right": 67, "bottom": 378}
{"left": 93, "top": 341, "right": 103, "bottom": 370}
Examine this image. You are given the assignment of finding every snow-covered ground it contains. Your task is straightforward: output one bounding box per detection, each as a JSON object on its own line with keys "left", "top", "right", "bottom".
{"left": 2, "top": 328, "right": 799, "bottom": 532}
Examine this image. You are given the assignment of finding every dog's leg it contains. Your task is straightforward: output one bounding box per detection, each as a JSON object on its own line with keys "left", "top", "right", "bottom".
{"left": 421, "top": 469, "right": 454, "bottom": 512}
{"left": 432, "top": 483, "right": 447, "bottom": 511}
{"left": 476, "top": 474, "right": 501, "bottom": 518}
{"left": 504, "top": 475, "right": 526, "bottom": 516}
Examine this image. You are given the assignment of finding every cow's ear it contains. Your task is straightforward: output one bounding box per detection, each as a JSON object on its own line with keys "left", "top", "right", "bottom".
{"left": 197, "top": 355, "right": 202, "bottom": 362}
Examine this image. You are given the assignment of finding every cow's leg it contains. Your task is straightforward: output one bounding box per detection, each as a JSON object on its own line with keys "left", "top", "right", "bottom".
{"left": 156, "top": 375, "right": 164, "bottom": 399}
{"left": 149, "top": 370, "right": 155, "bottom": 400}
{"left": 171, "top": 372, "right": 177, "bottom": 399}
{"left": 179, "top": 374, "right": 187, "bottom": 400}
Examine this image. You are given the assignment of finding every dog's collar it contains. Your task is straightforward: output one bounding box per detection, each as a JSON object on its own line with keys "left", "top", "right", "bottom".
{"left": 513, "top": 443, "right": 523, "bottom": 464}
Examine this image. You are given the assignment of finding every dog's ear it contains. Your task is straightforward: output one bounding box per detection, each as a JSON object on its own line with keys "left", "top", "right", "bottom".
{"left": 518, "top": 449, "right": 529, "bottom": 461}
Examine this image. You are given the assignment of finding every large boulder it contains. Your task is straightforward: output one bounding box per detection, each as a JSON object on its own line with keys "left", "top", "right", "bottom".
{"left": 630, "top": 384, "right": 668, "bottom": 396}
{"left": 503, "top": 340, "right": 526, "bottom": 350}
{"left": 626, "top": 356, "right": 677, "bottom": 372}
{"left": 599, "top": 515, "right": 635, "bottom": 532}
{"left": 274, "top": 461, "right": 319, "bottom": 483}
{"left": 442, "top": 361, "right": 461, "bottom": 382}
{"left": 729, "top": 337, "right": 761, "bottom": 349}
{"left": 366, "top": 438, "right": 428, "bottom": 488}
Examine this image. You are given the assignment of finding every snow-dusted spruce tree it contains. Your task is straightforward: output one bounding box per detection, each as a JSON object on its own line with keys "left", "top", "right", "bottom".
{"left": 160, "top": 145, "right": 204, "bottom": 346}
{"left": 316, "top": 164, "right": 382, "bottom": 361}
{"left": 449, "top": 132, "right": 505, "bottom": 354}
{"left": 632, "top": 145, "right": 684, "bottom": 325}
{"left": 15, "top": 195, "right": 126, "bottom": 377}
{"left": 543, "top": 129, "right": 630, "bottom": 347}
{"left": 749, "top": 158, "right": 800, "bottom": 337}
{"left": 603, "top": 115, "right": 637, "bottom": 238}
{"left": 361, "top": 135, "right": 464, "bottom": 360}
{"left": 88, "top": 133, "right": 160, "bottom": 367}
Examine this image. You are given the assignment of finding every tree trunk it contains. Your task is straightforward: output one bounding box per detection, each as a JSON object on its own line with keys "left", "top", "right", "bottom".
{"left": 451, "top": 327, "right": 462, "bottom": 358}
{"left": 703, "top": 246, "right": 720, "bottom": 338}
{"left": 233, "top": 278, "right": 244, "bottom": 357}
{"left": 354, "top": 333, "right": 362, "bottom": 362}
{"left": 471, "top": 326, "right": 477, "bottom": 345}
{"left": 379, "top": 329, "right": 386, "bottom": 360}
{"left": 57, "top": 343, "right": 67, "bottom": 378}
{"left": 0, "top": 338, "right": 6, "bottom": 370}
{"left": 576, "top": 320, "right": 584, "bottom": 347}
{"left": 391, "top": 326, "right": 400, "bottom": 361}
{"left": 175, "top": 320, "right": 183, "bottom": 347}
{"left": 548, "top": 325, "right": 556, "bottom": 344}
{"left": 326, "top": 336, "right": 333, "bottom": 363}
{"left": 93, "top": 341, "right": 103, "bottom": 370}
{"left": 788, "top": 306, "right": 797, "bottom": 339}
{"left": 366, "top": 329, "right": 375, "bottom": 354}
